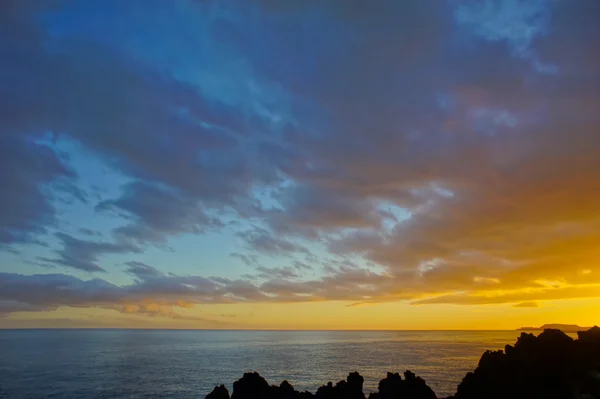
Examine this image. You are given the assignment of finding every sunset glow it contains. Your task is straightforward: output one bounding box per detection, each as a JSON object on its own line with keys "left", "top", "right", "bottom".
{"left": 1, "top": 0, "right": 599, "bottom": 330}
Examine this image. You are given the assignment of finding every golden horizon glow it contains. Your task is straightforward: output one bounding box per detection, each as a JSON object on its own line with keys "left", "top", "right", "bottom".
{"left": 2, "top": 298, "right": 599, "bottom": 331}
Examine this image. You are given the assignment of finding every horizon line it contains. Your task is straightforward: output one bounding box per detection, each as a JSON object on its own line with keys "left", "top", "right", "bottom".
{"left": 0, "top": 327, "right": 527, "bottom": 331}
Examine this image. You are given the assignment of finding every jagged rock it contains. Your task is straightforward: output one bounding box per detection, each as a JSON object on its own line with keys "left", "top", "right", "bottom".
{"left": 206, "top": 385, "right": 230, "bottom": 399}
{"left": 231, "top": 372, "right": 272, "bottom": 399}
{"left": 368, "top": 371, "right": 437, "bottom": 399}
{"left": 315, "top": 372, "right": 365, "bottom": 399}
{"left": 579, "top": 326, "right": 600, "bottom": 344}
{"left": 347, "top": 371, "right": 366, "bottom": 399}
{"left": 454, "top": 327, "right": 600, "bottom": 399}
{"left": 315, "top": 381, "right": 334, "bottom": 399}
{"left": 272, "top": 380, "right": 302, "bottom": 399}
{"left": 206, "top": 327, "right": 600, "bottom": 399}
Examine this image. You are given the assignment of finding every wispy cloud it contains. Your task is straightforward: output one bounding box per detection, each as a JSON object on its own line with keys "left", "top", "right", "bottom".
{"left": 1, "top": 0, "right": 599, "bottom": 319}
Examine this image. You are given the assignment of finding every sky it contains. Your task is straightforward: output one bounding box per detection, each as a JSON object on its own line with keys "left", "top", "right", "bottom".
{"left": 1, "top": 0, "right": 599, "bottom": 330}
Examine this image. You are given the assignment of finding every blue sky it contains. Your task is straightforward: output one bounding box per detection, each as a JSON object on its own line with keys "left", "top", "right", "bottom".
{"left": 1, "top": 0, "right": 600, "bottom": 328}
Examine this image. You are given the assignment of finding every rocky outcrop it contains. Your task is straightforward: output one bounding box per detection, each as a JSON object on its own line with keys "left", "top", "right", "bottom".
{"left": 207, "top": 326, "right": 600, "bottom": 399}
{"left": 206, "top": 385, "right": 230, "bottom": 399}
{"left": 207, "top": 370, "right": 437, "bottom": 399}
{"left": 452, "top": 326, "right": 600, "bottom": 399}
{"left": 368, "top": 371, "right": 437, "bottom": 399}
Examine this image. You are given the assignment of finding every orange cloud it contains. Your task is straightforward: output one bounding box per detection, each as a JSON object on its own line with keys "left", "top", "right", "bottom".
{"left": 513, "top": 302, "right": 539, "bottom": 308}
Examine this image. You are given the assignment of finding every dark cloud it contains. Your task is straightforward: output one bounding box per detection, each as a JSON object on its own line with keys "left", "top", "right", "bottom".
{"left": 257, "top": 267, "right": 404, "bottom": 303}
{"left": 42, "top": 233, "right": 140, "bottom": 273}
{"left": 0, "top": 300, "right": 50, "bottom": 315}
{"left": 292, "top": 261, "right": 313, "bottom": 271}
{"left": 0, "top": 0, "right": 281, "bottom": 253}
{"left": 0, "top": 272, "right": 120, "bottom": 314}
{"left": 52, "top": 178, "right": 88, "bottom": 205}
{"left": 247, "top": 0, "right": 600, "bottom": 305}
{"left": 124, "top": 261, "right": 164, "bottom": 280}
{"left": 98, "top": 181, "right": 224, "bottom": 245}
{"left": 0, "top": 2, "right": 84, "bottom": 247}
{"left": 230, "top": 252, "right": 259, "bottom": 267}
{"left": 268, "top": 185, "right": 384, "bottom": 235}
{"left": 0, "top": 271, "right": 230, "bottom": 323}
{"left": 255, "top": 266, "right": 301, "bottom": 280}
{"left": 78, "top": 228, "right": 100, "bottom": 237}
{"left": 0, "top": 265, "right": 399, "bottom": 317}
{"left": 0, "top": 135, "right": 74, "bottom": 246}
{"left": 1, "top": 0, "right": 600, "bottom": 309}
{"left": 238, "top": 227, "right": 309, "bottom": 256}
{"left": 0, "top": 271, "right": 215, "bottom": 318}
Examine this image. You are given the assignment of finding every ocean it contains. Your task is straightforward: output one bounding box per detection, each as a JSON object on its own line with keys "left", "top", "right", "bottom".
{"left": 0, "top": 329, "right": 560, "bottom": 398}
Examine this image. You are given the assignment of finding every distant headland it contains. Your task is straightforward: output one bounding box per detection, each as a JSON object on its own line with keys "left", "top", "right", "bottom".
{"left": 517, "top": 324, "right": 592, "bottom": 333}
{"left": 208, "top": 326, "right": 600, "bottom": 399}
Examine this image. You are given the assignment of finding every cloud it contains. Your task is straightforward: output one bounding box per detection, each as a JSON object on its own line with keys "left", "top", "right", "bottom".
{"left": 0, "top": 271, "right": 221, "bottom": 318}
{"left": 412, "top": 284, "right": 600, "bottom": 306}
{"left": 1, "top": 0, "right": 600, "bottom": 311}
{"left": 0, "top": 265, "right": 402, "bottom": 318}
{"left": 513, "top": 301, "right": 539, "bottom": 308}
{"left": 78, "top": 228, "right": 100, "bottom": 237}
{"left": 97, "top": 181, "right": 224, "bottom": 245}
{"left": 454, "top": 0, "right": 553, "bottom": 67}
{"left": 268, "top": 185, "right": 386, "bottom": 235}
{"left": 124, "top": 261, "right": 164, "bottom": 280}
{"left": 0, "top": 273, "right": 120, "bottom": 314}
{"left": 41, "top": 233, "right": 141, "bottom": 273}
{"left": 0, "top": 0, "right": 282, "bottom": 251}
{"left": 230, "top": 252, "right": 259, "bottom": 267}
{"left": 0, "top": 135, "right": 74, "bottom": 246}
{"left": 238, "top": 227, "right": 309, "bottom": 256}
{"left": 293, "top": 261, "right": 313, "bottom": 271}
{"left": 254, "top": 266, "right": 301, "bottom": 280}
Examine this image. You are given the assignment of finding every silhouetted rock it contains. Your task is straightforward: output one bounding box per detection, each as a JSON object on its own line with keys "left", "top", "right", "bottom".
{"left": 368, "top": 371, "right": 437, "bottom": 399}
{"left": 453, "top": 326, "right": 600, "bottom": 399}
{"left": 206, "top": 327, "right": 600, "bottom": 399}
{"left": 315, "top": 381, "right": 334, "bottom": 399}
{"left": 226, "top": 372, "right": 313, "bottom": 399}
{"left": 347, "top": 372, "right": 366, "bottom": 399}
{"left": 276, "top": 380, "right": 296, "bottom": 398}
{"left": 231, "top": 372, "right": 272, "bottom": 399}
{"left": 315, "top": 372, "right": 365, "bottom": 399}
{"left": 211, "top": 371, "right": 436, "bottom": 399}
{"left": 579, "top": 325, "right": 600, "bottom": 343}
{"left": 206, "top": 385, "right": 230, "bottom": 399}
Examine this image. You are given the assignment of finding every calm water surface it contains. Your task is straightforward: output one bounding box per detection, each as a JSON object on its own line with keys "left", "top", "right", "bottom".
{"left": 0, "top": 330, "right": 543, "bottom": 398}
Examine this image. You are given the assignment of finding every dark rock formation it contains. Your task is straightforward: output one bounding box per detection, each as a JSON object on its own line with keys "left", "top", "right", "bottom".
{"left": 223, "top": 372, "right": 314, "bottom": 399}
{"left": 206, "top": 326, "right": 600, "bottom": 399}
{"left": 314, "top": 371, "right": 365, "bottom": 399}
{"left": 206, "top": 385, "right": 230, "bottom": 399}
{"left": 452, "top": 326, "right": 600, "bottom": 399}
{"left": 368, "top": 371, "right": 436, "bottom": 399}
{"left": 208, "top": 370, "right": 436, "bottom": 399}
{"left": 230, "top": 372, "right": 271, "bottom": 399}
